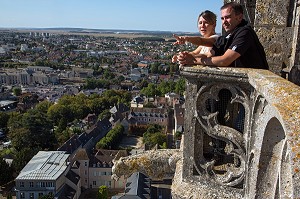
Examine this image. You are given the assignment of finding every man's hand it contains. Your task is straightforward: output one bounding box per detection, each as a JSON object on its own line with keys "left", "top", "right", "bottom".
{"left": 177, "top": 51, "right": 196, "bottom": 65}
{"left": 173, "top": 34, "right": 186, "bottom": 45}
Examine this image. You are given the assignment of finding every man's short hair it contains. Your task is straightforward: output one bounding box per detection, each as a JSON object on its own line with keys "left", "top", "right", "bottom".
{"left": 221, "top": 2, "right": 243, "bottom": 15}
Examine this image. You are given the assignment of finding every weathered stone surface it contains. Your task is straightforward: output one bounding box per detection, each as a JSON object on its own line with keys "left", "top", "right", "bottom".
{"left": 255, "top": 27, "right": 293, "bottom": 74}
{"left": 112, "top": 149, "right": 182, "bottom": 181}
{"left": 177, "top": 66, "right": 300, "bottom": 198}
{"left": 171, "top": 159, "right": 243, "bottom": 199}
{"left": 243, "top": 0, "right": 300, "bottom": 84}
{"left": 255, "top": 1, "right": 289, "bottom": 26}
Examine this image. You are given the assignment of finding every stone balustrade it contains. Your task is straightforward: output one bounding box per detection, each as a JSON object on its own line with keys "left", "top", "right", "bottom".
{"left": 112, "top": 66, "right": 300, "bottom": 199}
{"left": 174, "top": 66, "right": 300, "bottom": 198}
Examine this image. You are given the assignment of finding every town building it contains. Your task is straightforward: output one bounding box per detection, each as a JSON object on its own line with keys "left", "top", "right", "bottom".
{"left": 15, "top": 151, "right": 79, "bottom": 199}
{"left": 127, "top": 107, "right": 171, "bottom": 133}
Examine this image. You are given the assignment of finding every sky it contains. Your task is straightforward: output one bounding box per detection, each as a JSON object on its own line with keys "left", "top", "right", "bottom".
{"left": 0, "top": 0, "right": 223, "bottom": 33}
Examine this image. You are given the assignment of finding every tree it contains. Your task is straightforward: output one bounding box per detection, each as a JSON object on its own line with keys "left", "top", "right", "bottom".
{"left": 143, "top": 102, "right": 156, "bottom": 108}
{"left": 175, "top": 78, "right": 186, "bottom": 95}
{"left": 0, "top": 112, "right": 9, "bottom": 130}
{"left": 96, "top": 124, "right": 124, "bottom": 149}
{"left": 143, "top": 124, "right": 166, "bottom": 148}
{"left": 6, "top": 193, "right": 12, "bottom": 199}
{"left": 143, "top": 132, "right": 166, "bottom": 149}
{"left": 12, "top": 87, "right": 22, "bottom": 96}
{"left": 8, "top": 109, "right": 56, "bottom": 151}
{"left": 103, "top": 68, "right": 115, "bottom": 79}
{"left": 12, "top": 147, "right": 38, "bottom": 173}
{"left": 0, "top": 157, "right": 13, "bottom": 185}
{"left": 35, "top": 100, "right": 53, "bottom": 114}
{"left": 39, "top": 192, "right": 54, "bottom": 199}
{"left": 98, "top": 109, "right": 111, "bottom": 120}
{"left": 56, "top": 117, "right": 68, "bottom": 134}
{"left": 150, "top": 62, "right": 159, "bottom": 74}
{"left": 175, "top": 131, "right": 183, "bottom": 140}
{"left": 157, "top": 80, "right": 175, "bottom": 95}
{"left": 97, "top": 185, "right": 108, "bottom": 199}
{"left": 139, "top": 79, "right": 148, "bottom": 89}
{"left": 141, "top": 83, "right": 159, "bottom": 97}
{"left": 47, "top": 103, "right": 72, "bottom": 125}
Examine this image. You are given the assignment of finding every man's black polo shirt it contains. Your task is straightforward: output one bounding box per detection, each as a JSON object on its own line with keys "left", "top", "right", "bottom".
{"left": 213, "top": 19, "right": 269, "bottom": 69}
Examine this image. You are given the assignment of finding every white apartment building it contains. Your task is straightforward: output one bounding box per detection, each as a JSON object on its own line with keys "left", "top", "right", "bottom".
{"left": 15, "top": 149, "right": 128, "bottom": 199}
{"left": 0, "top": 68, "right": 59, "bottom": 85}
{"left": 15, "top": 151, "right": 81, "bottom": 199}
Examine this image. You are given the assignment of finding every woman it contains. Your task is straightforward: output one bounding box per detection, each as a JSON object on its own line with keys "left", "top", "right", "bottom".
{"left": 172, "top": 10, "right": 218, "bottom": 63}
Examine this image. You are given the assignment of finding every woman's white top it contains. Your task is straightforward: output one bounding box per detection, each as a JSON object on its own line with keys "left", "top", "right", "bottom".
{"left": 199, "top": 34, "right": 219, "bottom": 54}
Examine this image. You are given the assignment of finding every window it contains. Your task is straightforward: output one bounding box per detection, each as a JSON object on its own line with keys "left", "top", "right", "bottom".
{"left": 20, "top": 182, "right": 24, "bottom": 187}
{"left": 93, "top": 181, "right": 96, "bottom": 186}
{"left": 20, "top": 192, "right": 25, "bottom": 199}
{"left": 85, "top": 170, "right": 87, "bottom": 175}
{"left": 46, "top": 182, "right": 54, "bottom": 187}
{"left": 94, "top": 171, "right": 97, "bottom": 176}
{"left": 29, "top": 192, "right": 34, "bottom": 199}
{"left": 85, "top": 161, "right": 88, "bottom": 167}
{"left": 99, "top": 171, "right": 106, "bottom": 176}
{"left": 29, "top": 182, "right": 34, "bottom": 187}
{"left": 105, "top": 181, "right": 111, "bottom": 188}
{"left": 38, "top": 193, "right": 43, "bottom": 197}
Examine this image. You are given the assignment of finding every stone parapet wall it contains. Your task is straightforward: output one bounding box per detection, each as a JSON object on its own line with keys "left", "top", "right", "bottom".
{"left": 226, "top": 0, "right": 300, "bottom": 84}
{"left": 255, "top": 27, "right": 293, "bottom": 74}
{"left": 254, "top": 1, "right": 294, "bottom": 76}
{"left": 177, "top": 66, "right": 300, "bottom": 198}
{"left": 255, "top": 1, "right": 289, "bottom": 26}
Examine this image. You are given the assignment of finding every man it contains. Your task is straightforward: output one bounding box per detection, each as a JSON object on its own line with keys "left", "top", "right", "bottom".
{"left": 175, "top": 2, "right": 269, "bottom": 69}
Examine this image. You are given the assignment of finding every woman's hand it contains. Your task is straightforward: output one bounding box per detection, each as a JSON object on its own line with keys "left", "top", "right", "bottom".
{"left": 172, "top": 54, "right": 179, "bottom": 63}
{"left": 173, "top": 34, "right": 186, "bottom": 45}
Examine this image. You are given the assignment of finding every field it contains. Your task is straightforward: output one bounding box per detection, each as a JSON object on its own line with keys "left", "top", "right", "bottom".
{"left": 0, "top": 27, "right": 196, "bottom": 41}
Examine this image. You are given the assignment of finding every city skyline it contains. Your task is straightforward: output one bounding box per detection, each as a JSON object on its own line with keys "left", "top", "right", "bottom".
{"left": 0, "top": 0, "right": 223, "bottom": 33}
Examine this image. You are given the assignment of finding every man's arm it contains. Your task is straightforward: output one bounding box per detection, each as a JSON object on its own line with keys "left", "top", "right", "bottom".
{"left": 200, "top": 49, "right": 241, "bottom": 66}
{"left": 178, "top": 49, "right": 241, "bottom": 67}
{"left": 173, "top": 34, "right": 215, "bottom": 47}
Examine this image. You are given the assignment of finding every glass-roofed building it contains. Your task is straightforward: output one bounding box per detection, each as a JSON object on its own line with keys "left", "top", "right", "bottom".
{"left": 15, "top": 151, "right": 79, "bottom": 199}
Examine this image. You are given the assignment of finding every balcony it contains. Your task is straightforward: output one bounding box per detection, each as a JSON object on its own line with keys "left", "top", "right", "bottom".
{"left": 112, "top": 65, "right": 300, "bottom": 198}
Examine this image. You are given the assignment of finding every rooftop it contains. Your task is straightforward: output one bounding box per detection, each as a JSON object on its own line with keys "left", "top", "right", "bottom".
{"left": 16, "top": 151, "right": 69, "bottom": 180}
